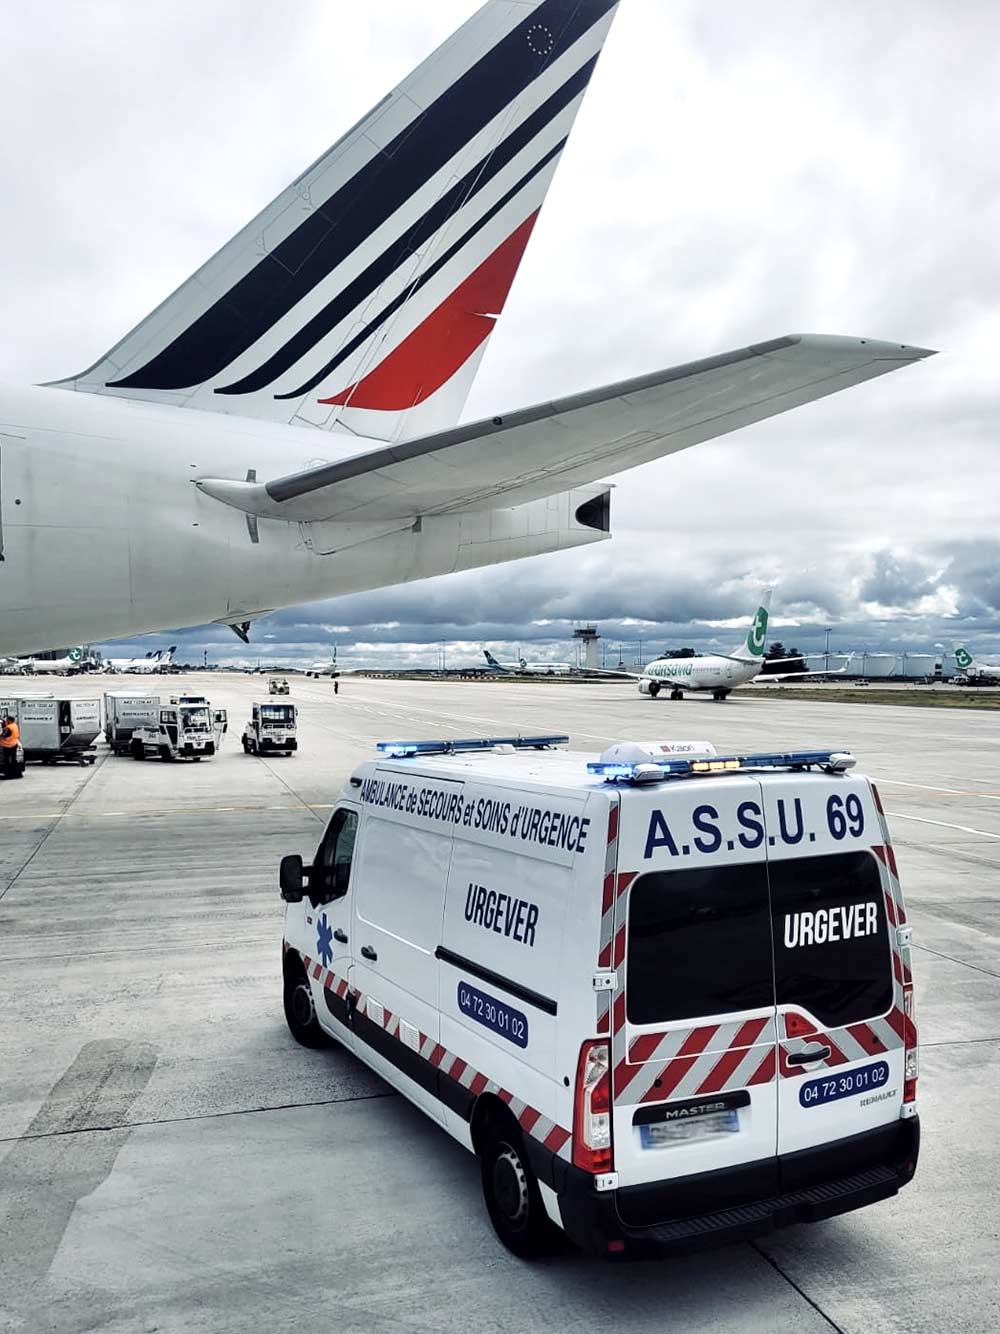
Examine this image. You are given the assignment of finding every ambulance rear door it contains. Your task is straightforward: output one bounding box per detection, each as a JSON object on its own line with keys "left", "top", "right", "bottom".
{"left": 760, "top": 772, "right": 908, "bottom": 1163}
{"left": 611, "top": 776, "right": 779, "bottom": 1218}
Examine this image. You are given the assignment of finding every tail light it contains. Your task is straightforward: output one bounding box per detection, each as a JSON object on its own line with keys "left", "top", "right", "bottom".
{"left": 573, "top": 1039, "right": 613, "bottom": 1173}
{"left": 903, "top": 984, "right": 918, "bottom": 1103}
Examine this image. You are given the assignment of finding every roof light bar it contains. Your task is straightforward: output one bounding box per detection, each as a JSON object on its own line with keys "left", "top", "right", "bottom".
{"left": 376, "top": 734, "right": 569, "bottom": 759}
{"left": 588, "top": 749, "right": 856, "bottom": 783}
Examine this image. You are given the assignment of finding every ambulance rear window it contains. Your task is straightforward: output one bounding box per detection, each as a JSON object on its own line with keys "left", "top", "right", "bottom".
{"left": 770, "top": 850, "right": 892, "bottom": 1027}
{"left": 626, "top": 865, "right": 773, "bottom": 1025}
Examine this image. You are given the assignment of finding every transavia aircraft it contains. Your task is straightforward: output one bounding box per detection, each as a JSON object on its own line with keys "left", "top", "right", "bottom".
{"left": 618, "top": 591, "right": 848, "bottom": 701}
{"left": 0, "top": 1, "right": 934, "bottom": 659}
{"left": 953, "top": 644, "right": 1000, "bottom": 683}
{"left": 14, "top": 647, "right": 94, "bottom": 675}
{"left": 102, "top": 646, "right": 177, "bottom": 674}
{"left": 483, "top": 650, "right": 573, "bottom": 675}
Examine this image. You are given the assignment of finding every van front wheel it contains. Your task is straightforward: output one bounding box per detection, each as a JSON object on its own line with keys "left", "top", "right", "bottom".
{"left": 283, "top": 962, "right": 333, "bottom": 1050}
{"left": 481, "top": 1124, "right": 557, "bottom": 1259}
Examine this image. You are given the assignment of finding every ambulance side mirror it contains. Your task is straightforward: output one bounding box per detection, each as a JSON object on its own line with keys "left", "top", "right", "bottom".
{"left": 280, "top": 855, "right": 307, "bottom": 902}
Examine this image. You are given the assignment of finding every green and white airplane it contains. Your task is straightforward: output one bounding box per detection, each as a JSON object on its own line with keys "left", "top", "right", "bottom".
{"left": 616, "top": 590, "right": 848, "bottom": 701}
{"left": 13, "top": 646, "right": 95, "bottom": 675}
{"left": 953, "top": 644, "right": 1000, "bottom": 682}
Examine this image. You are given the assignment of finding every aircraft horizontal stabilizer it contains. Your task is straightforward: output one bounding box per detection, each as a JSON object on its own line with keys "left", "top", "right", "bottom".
{"left": 195, "top": 334, "right": 933, "bottom": 524}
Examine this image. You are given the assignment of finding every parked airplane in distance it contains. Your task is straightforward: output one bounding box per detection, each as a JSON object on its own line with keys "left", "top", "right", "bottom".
{"left": 0, "top": 0, "right": 933, "bottom": 659}
{"left": 953, "top": 644, "right": 1000, "bottom": 683}
{"left": 612, "top": 590, "right": 849, "bottom": 701}
{"left": 305, "top": 657, "right": 339, "bottom": 678}
{"left": 102, "top": 646, "right": 177, "bottom": 674}
{"left": 14, "top": 647, "right": 94, "bottom": 675}
{"left": 483, "top": 650, "right": 573, "bottom": 675}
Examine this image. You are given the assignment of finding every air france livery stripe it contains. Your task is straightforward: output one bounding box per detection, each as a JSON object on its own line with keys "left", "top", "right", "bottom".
{"left": 109, "top": 0, "right": 616, "bottom": 394}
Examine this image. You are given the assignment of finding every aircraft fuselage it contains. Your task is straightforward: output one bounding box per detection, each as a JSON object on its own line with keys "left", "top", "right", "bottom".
{"left": 639, "top": 654, "right": 759, "bottom": 695}
{"left": 0, "top": 385, "right": 607, "bottom": 657}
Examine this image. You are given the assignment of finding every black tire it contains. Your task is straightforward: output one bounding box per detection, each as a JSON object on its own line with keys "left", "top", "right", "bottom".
{"left": 242, "top": 736, "right": 250, "bottom": 754}
{"left": 130, "top": 740, "right": 145, "bottom": 760}
{"left": 480, "top": 1117, "right": 557, "bottom": 1259}
{"left": 283, "top": 959, "right": 333, "bottom": 1049}
{"left": 671, "top": 688, "right": 684, "bottom": 700}
{"left": 159, "top": 746, "right": 172, "bottom": 762}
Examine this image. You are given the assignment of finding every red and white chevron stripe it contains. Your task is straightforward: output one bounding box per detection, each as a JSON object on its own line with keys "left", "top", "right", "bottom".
{"left": 301, "top": 954, "right": 572, "bottom": 1160}
{"left": 608, "top": 835, "right": 913, "bottom": 1106}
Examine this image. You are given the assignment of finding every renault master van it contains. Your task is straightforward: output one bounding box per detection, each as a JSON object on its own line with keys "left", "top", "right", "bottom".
{"left": 279, "top": 737, "right": 918, "bottom": 1258}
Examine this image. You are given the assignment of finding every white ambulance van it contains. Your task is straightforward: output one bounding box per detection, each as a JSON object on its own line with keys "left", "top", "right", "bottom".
{"left": 279, "top": 736, "right": 918, "bottom": 1259}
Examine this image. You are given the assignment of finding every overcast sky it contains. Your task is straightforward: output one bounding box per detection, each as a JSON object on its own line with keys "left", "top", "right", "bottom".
{"left": 4, "top": 1, "right": 999, "bottom": 668}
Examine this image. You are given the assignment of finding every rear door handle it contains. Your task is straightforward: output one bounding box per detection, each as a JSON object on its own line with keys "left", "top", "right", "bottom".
{"left": 786, "top": 1044, "right": 832, "bottom": 1066}
{"left": 360, "top": 945, "right": 378, "bottom": 962}
{"left": 333, "top": 929, "right": 348, "bottom": 944}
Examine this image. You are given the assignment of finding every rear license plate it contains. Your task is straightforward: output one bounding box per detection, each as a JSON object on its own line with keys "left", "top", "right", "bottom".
{"left": 639, "top": 1109, "right": 739, "bottom": 1147}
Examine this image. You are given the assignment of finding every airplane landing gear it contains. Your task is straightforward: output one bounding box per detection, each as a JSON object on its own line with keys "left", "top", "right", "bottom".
{"left": 648, "top": 682, "right": 660, "bottom": 698}
{"left": 712, "top": 688, "right": 730, "bottom": 701}
{"left": 670, "top": 688, "right": 684, "bottom": 700}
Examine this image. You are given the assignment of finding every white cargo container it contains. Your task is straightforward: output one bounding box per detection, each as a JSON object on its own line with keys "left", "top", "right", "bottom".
{"left": 104, "top": 693, "right": 161, "bottom": 755}
{"left": 0, "top": 693, "right": 101, "bottom": 764}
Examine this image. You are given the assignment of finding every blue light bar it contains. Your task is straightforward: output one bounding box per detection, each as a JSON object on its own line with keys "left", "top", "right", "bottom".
{"left": 376, "top": 734, "right": 569, "bottom": 759}
{"left": 588, "top": 749, "right": 854, "bottom": 782}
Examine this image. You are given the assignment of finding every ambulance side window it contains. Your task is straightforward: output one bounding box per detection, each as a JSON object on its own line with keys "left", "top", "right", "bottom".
{"left": 626, "top": 865, "right": 773, "bottom": 1025}
{"left": 313, "top": 809, "right": 358, "bottom": 904}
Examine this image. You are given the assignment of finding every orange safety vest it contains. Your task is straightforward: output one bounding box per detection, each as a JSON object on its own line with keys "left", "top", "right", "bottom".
{"left": 0, "top": 720, "right": 19, "bottom": 748}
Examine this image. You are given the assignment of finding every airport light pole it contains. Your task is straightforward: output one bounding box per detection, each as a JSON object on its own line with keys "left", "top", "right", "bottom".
{"left": 824, "top": 627, "right": 832, "bottom": 674}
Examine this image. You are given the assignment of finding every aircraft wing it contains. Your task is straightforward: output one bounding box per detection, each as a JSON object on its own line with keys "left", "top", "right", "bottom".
{"left": 196, "top": 334, "right": 934, "bottom": 523}
{"left": 762, "top": 664, "right": 853, "bottom": 682}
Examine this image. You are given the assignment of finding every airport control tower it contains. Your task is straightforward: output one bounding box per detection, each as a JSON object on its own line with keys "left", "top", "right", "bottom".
{"left": 573, "top": 624, "right": 601, "bottom": 671}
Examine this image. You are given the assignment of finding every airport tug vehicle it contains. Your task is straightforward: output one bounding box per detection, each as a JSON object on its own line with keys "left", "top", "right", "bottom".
{"left": 243, "top": 702, "right": 298, "bottom": 756}
{"left": 268, "top": 677, "right": 290, "bottom": 696}
{"left": 279, "top": 737, "right": 918, "bottom": 1258}
{"left": 129, "top": 696, "right": 227, "bottom": 761}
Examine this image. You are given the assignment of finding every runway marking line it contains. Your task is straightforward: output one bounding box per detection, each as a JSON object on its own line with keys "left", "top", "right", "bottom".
{"left": 885, "top": 811, "right": 1000, "bottom": 841}
{"left": 0, "top": 803, "right": 337, "bottom": 822}
{"left": 874, "top": 777, "right": 1000, "bottom": 801}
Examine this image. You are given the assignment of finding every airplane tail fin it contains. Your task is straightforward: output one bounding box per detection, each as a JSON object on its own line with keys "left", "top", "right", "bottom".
{"left": 953, "top": 645, "right": 974, "bottom": 671}
{"left": 484, "top": 650, "right": 506, "bottom": 671}
{"left": 53, "top": 1, "right": 620, "bottom": 442}
{"left": 731, "top": 588, "right": 773, "bottom": 662}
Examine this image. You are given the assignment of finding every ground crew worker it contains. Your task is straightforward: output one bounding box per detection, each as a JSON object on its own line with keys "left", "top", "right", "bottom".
{"left": 333, "top": 680, "right": 339, "bottom": 696}
{"left": 1, "top": 713, "right": 22, "bottom": 778}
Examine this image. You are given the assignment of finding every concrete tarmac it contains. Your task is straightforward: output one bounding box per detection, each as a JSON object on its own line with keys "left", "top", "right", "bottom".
{"left": 1, "top": 674, "right": 998, "bottom": 1333}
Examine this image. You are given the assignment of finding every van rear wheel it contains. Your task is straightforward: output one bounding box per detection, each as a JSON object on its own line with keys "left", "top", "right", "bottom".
{"left": 480, "top": 1119, "right": 557, "bottom": 1259}
{"left": 283, "top": 959, "right": 333, "bottom": 1050}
